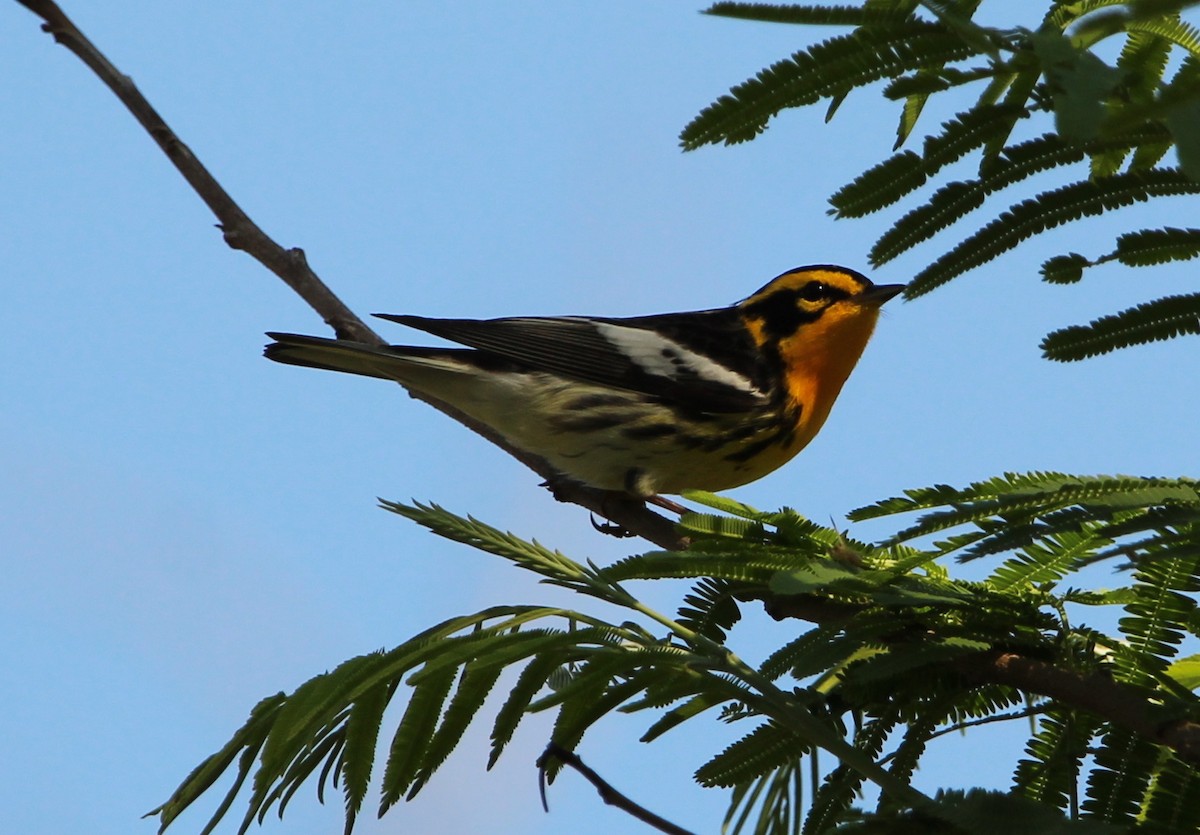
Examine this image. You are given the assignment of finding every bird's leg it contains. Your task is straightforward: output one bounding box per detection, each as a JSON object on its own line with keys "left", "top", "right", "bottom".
{"left": 646, "top": 494, "right": 688, "bottom": 516}
{"left": 541, "top": 476, "right": 636, "bottom": 538}
{"left": 541, "top": 475, "right": 685, "bottom": 537}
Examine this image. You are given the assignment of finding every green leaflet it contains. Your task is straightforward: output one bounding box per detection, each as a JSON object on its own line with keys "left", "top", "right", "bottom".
{"left": 987, "top": 530, "right": 1110, "bottom": 590}
{"left": 1012, "top": 706, "right": 1103, "bottom": 811}
{"left": 722, "top": 759, "right": 804, "bottom": 835}
{"left": 488, "top": 654, "right": 568, "bottom": 767}
{"left": 1166, "top": 653, "right": 1200, "bottom": 689}
{"left": 1117, "top": 226, "right": 1200, "bottom": 264}
{"left": 149, "top": 693, "right": 285, "bottom": 835}
{"left": 803, "top": 711, "right": 898, "bottom": 834}
{"left": 603, "top": 547, "right": 805, "bottom": 584}
{"left": 695, "top": 722, "right": 811, "bottom": 788}
{"left": 377, "top": 664, "right": 456, "bottom": 813}
{"left": 406, "top": 660, "right": 506, "bottom": 798}
{"left": 1139, "top": 751, "right": 1200, "bottom": 833}
{"left": 678, "top": 577, "right": 744, "bottom": 642}
{"left": 1127, "top": 14, "right": 1200, "bottom": 59}
{"left": 1082, "top": 727, "right": 1162, "bottom": 823}
{"left": 340, "top": 677, "right": 394, "bottom": 829}
{"left": 1040, "top": 252, "right": 1091, "bottom": 283}
{"left": 907, "top": 168, "right": 1200, "bottom": 298}
{"left": 680, "top": 21, "right": 980, "bottom": 149}
{"left": 703, "top": 2, "right": 913, "bottom": 26}
{"left": 640, "top": 691, "right": 730, "bottom": 743}
{"left": 769, "top": 560, "right": 974, "bottom": 607}
{"left": 1042, "top": 290, "right": 1200, "bottom": 360}
{"left": 851, "top": 472, "right": 1199, "bottom": 538}
{"left": 834, "top": 102, "right": 1026, "bottom": 218}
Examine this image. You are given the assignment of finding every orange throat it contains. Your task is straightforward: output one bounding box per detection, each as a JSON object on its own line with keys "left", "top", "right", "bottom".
{"left": 775, "top": 308, "right": 881, "bottom": 445}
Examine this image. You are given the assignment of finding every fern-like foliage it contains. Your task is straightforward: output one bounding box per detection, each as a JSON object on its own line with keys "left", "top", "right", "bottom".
{"left": 686, "top": 1, "right": 1200, "bottom": 359}
{"left": 1041, "top": 290, "right": 1200, "bottom": 359}
{"left": 1013, "top": 706, "right": 1102, "bottom": 813}
{"left": 680, "top": 20, "right": 981, "bottom": 149}
{"left": 155, "top": 485, "right": 1200, "bottom": 834}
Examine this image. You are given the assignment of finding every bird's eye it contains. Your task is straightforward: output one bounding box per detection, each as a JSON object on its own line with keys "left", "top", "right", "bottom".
{"left": 798, "top": 281, "right": 829, "bottom": 302}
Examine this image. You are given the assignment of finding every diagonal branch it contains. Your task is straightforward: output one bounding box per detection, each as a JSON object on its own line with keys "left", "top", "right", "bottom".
{"left": 15, "top": 0, "right": 685, "bottom": 551}
{"left": 538, "top": 742, "right": 697, "bottom": 835}
{"left": 15, "top": 0, "right": 376, "bottom": 344}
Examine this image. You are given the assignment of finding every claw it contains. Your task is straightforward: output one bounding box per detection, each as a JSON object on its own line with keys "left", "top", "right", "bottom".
{"left": 590, "top": 512, "right": 635, "bottom": 538}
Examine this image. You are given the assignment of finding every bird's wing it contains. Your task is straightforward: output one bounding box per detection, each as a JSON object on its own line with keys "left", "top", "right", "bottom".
{"left": 376, "top": 310, "right": 770, "bottom": 413}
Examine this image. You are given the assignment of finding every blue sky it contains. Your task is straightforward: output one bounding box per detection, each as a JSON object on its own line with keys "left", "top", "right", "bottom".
{"left": 4, "top": 3, "right": 1199, "bottom": 834}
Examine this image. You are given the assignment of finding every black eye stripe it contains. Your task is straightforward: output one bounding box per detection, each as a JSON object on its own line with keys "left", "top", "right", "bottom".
{"left": 743, "top": 287, "right": 820, "bottom": 339}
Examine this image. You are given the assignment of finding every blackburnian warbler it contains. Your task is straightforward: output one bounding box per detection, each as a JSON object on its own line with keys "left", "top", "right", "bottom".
{"left": 265, "top": 265, "right": 902, "bottom": 497}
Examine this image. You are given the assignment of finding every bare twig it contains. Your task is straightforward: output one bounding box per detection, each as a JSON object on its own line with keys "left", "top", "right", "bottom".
{"left": 879, "top": 702, "right": 1051, "bottom": 766}
{"left": 15, "top": 0, "right": 377, "bottom": 343}
{"left": 15, "top": 0, "right": 684, "bottom": 551}
{"left": 538, "top": 742, "right": 696, "bottom": 835}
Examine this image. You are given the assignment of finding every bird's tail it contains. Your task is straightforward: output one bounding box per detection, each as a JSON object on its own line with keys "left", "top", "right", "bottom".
{"left": 264, "top": 332, "right": 464, "bottom": 381}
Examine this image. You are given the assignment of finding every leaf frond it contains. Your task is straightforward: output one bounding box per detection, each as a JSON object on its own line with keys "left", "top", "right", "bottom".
{"left": 1115, "top": 225, "right": 1200, "bottom": 265}
{"left": 1012, "top": 706, "right": 1102, "bottom": 811}
{"left": 906, "top": 168, "right": 1200, "bottom": 297}
{"left": 803, "top": 710, "right": 898, "bottom": 834}
{"left": 1127, "top": 15, "right": 1200, "bottom": 59}
{"left": 831, "top": 102, "right": 1027, "bottom": 218}
{"left": 680, "top": 21, "right": 981, "bottom": 150}
{"left": 695, "top": 721, "right": 810, "bottom": 788}
{"left": 1041, "top": 290, "right": 1200, "bottom": 360}
{"left": 702, "top": 2, "right": 913, "bottom": 26}
{"left": 1082, "top": 727, "right": 1161, "bottom": 823}
{"left": 678, "top": 577, "right": 744, "bottom": 642}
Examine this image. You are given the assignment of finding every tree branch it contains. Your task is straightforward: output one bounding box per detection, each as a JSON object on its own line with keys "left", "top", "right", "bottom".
{"left": 15, "top": 0, "right": 685, "bottom": 551}
{"left": 15, "top": 0, "right": 376, "bottom": 344}
{"left": 955, "top": 650, "right": 1200, "bottom": 765}
{"left": 764, "top": 593, "right": 1200, "bottom": 766}
{"left": 538, "top": 742, "right": 697, "bottom": 835}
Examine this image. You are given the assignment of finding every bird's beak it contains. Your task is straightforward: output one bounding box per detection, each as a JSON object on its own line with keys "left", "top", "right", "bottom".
{"left": 862, "top": 283, "right": 906, "bottom": 306}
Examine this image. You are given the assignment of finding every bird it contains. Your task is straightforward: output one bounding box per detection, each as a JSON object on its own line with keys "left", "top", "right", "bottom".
{"left": 265, "top": 265, "right": 903, "bottom": 500}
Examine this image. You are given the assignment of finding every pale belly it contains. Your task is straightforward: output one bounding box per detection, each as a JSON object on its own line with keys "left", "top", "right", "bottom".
{"left": 412, "top": 369, "right": 809, "bottom": 495}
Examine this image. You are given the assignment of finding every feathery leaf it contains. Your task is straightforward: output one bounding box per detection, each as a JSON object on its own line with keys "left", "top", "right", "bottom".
{"left": 377, "top": 664, "right": 456, "bottom": 814}
{"left": 1042, "top": 291, "right": 1200, "bottom": 360}
{"left": 681, "top": 21, "right": 981, "bottom": 149}
{"left": 907, "top": 168, "right": 1200, "bottom": 297}
{"left": 695, "top": 722, "right": 810, "bottom": 788}
{"left": 702, "top": 2, "right": 913, "bottom": 26}
{"left": 1115, "top": 225, "right": 1200, "bottom": 265}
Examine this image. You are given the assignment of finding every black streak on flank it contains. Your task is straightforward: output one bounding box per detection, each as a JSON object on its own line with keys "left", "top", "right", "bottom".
{"left": 564, "top": 393, "right": 633, "bottom": 410}
{"left": 621, "top": 423, "right": 678, "bottom": 440}
{"left": 549, "top": 413, "right": 626, "bottom": 433}
{"left": 721, "top": 404, "right": 800, "bottom": 462}
{"left": 723, "top": 427, "right": 791, "bottom": 463}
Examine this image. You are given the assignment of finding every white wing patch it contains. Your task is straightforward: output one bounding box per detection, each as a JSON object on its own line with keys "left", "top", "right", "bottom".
{"left": 592, "top": 321, "right": 760, "bottom": 394}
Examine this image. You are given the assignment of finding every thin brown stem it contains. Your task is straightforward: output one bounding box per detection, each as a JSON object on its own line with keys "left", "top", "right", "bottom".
{"left": 538, "top": 742, "right": 697, "bottom": 835}
{"left": 15, "top": 0, "right": 377, "bottom": 344}
{"left": 15, "top": 0, "right": 684, "bottom": 550}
